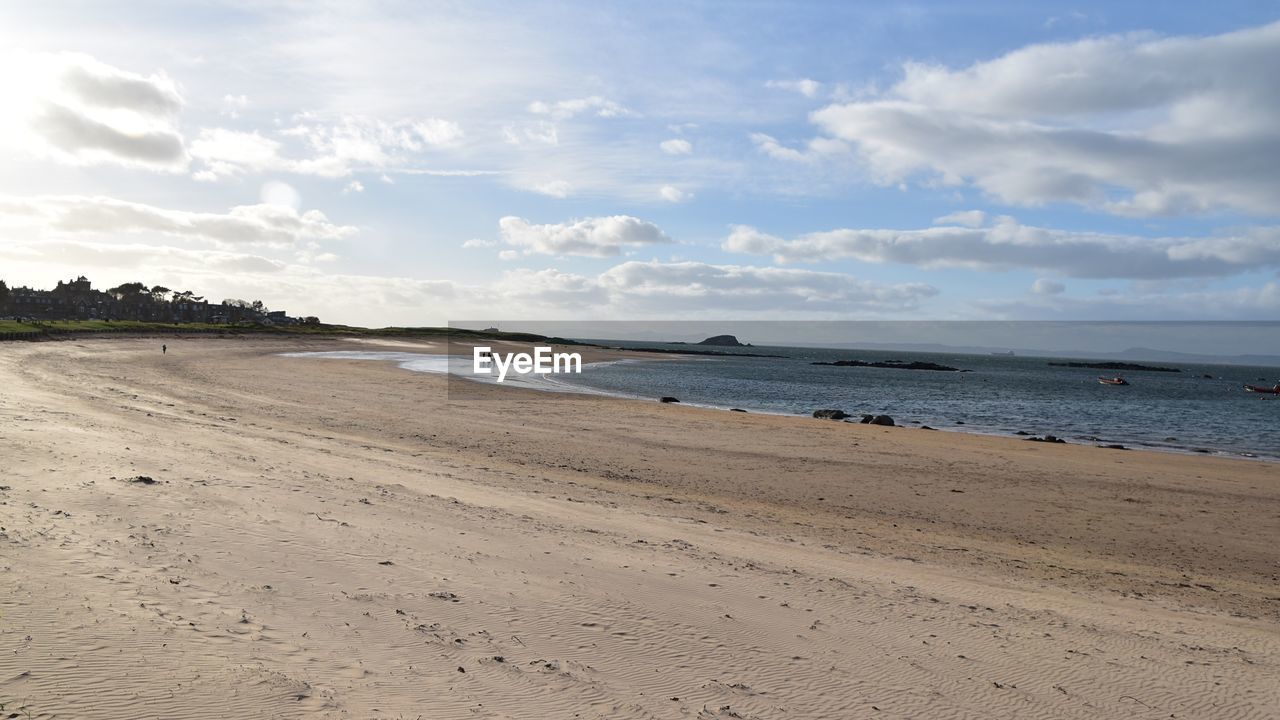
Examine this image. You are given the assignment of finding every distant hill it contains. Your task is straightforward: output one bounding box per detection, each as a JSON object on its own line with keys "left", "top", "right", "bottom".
{"left": 788, "top": 341, "right": 1280, "bottom": 368}
{"left": 1106, "top": 347, "right": 1280, "bottom": 367}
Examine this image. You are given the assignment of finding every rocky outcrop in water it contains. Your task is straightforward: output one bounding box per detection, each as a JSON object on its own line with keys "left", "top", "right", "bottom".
{"left": 697, "top": 334, "right": 747, "bottom": 347}
{"left": 813, "top": 359, "right": 963, "bottom": 372}
{"left": 812, "top": 409, "right": 849, "bottom": 420}
{"left": 1047, "top": 361, "right": 1180, "bottom": 372}
{"left": 1025, "top": 435, "right": 1067, "bottom": 444}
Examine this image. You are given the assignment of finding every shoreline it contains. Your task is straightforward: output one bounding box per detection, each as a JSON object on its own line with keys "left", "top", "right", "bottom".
{"left": 552, "top": 379, "right": 1280, "bottom": 463}
{"left": 229, "top": 337, "right": 1280, "bottom": 617}
{"left": 10, "top": 332, "right": 1276, "bottom": 461}
{"left": 3, "top": 336, "right": 1278, "bottom": 718}
{"left": 286, "top": 340, "right": 1280, "bottom": 464}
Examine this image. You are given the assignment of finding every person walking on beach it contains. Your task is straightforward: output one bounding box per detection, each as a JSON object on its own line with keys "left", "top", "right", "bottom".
{"left": 162, "top": 344, "right": 167, "bottom": 355}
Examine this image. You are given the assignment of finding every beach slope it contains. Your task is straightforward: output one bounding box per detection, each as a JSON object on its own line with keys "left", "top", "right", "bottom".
{"left": 1, "top": 338, "right": 1277, "bottom": 719}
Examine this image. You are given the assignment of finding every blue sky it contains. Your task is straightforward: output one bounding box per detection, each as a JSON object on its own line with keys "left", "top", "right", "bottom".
{"left": 1, "top": 1, "right": 1278, "bottom": 325}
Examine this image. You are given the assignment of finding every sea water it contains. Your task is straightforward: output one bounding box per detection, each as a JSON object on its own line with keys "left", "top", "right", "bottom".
{"left": 283, "top": 347, "right": 1280, "bottom": 460}
{"left": 563, "top": 343, "right": 1280, "bottom": 460}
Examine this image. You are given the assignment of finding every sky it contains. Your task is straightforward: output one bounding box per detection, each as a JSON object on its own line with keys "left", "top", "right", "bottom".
{"left": 1, "top": 1, "right": 1279, "bottom": 327}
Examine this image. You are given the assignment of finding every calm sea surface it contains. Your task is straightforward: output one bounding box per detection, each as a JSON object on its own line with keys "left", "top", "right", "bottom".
{"left": 283, "top": 344, "right": 1279, "bottom": 460}
{"left": 558, "top": 342, "right": 1280, "bottom": 461}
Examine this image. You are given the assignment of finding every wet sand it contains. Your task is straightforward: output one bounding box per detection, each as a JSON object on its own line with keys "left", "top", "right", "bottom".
{"left": 1, "top": 337, "right": 1277, "bottom": 719}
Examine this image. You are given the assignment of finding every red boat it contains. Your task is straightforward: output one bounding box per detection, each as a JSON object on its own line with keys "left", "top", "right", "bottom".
{"left": 1243, "top": 383, "right": 1280, "bottom": 394}
{"left": 1098, "top": 376, "right": 1129, "bottom": 386}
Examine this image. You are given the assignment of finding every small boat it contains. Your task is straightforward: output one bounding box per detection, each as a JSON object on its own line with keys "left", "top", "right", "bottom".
{"left": 1243, "top": 383, "right": 1280, "bottom": 394}
{"left": 1098, "top": 376, "right": 1129, "bottom": 386}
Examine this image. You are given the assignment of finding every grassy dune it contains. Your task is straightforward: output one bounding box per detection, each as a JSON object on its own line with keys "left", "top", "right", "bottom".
{"left": 0, "top": 319, "right": 576, "bottom": 343}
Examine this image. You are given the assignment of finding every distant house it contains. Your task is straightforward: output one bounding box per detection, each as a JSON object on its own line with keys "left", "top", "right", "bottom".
{"left": 11, "top": 287, "right": 59, "bottom": 318}
{"left": 170, "top": 299, "right": 212, "bottom": 323}
{"left": 10, "top": 277, "right": 119, "bottom": 320}
{"left": 1, "top": 275, "right": 316, "bottom": 327}
{"left": 264, "top": 310, "right": 300, "bottom": 326}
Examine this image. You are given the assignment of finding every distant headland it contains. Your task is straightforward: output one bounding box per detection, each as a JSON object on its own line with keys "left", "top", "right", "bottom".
{"left": 0, "top": 275, "right": 576, "bottom": 344}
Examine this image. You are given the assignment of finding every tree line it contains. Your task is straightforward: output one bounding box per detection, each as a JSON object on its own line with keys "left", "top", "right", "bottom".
{"left": 1, "top": 277, "right": 318, "bottom": 325}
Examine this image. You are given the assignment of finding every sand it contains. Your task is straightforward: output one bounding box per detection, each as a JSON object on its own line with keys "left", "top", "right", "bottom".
{"left": 1, "top": 336, "right": 1277, "bottom": 719}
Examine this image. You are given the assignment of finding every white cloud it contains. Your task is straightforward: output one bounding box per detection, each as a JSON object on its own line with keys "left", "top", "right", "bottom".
{"left": 723, "top": 217, "right": 1280, "bottom": 280}
{"left": 809, "top": 22, "right": 1280, "bottom": 216}
{"left": 190, "top": 128, "right": 280, "bottom": 176}
{"left": 765, "top": 78, "right": 823, "bottom": 98}
{"left": 503, "top": 121, "right": 560, "bottom": 146}
{"left": 497, "top": 215, "right": 672, "bottom": 257}
{"left": 193, "top": 115, "right": 464, "bottom": 179}
{"left": 1, "top": 239, "right": 288, "bottom": 275}
{"left": 343, "top": 180, "right": 365, "bottom": 194}
{"left": 750, "top": 132, "right": 848, "bottom": 163}
{"left": 14, "top": 235, "right": 1277, "bottom": 323}
{"left": 56, "top": 55, "right": 183, "bottom": 115}
{"left": 259, "top": 181, "right": 301, "bottom": 210}
{"left": 3, "top": 52, "right": 188, "bottom": 171}
{"left": 410, "top": 118, "right": 466, "bottom": 145}
{"left": 594, "top": 260, "right": 936, "bottom": 313}
{"left": 530, "top": 180, "right": 572, "bottom": 198}
{"left": 0, "top": 193, "right": 356, "bottom": 247}
{"left": 659, "top": 185, "right": 691, "bottom": 203}
{"left": 1032, "top": 278, "right": 1065, "bottom": 295}
{"left": 933, "top": 210, "right": 986, "bottom": 228}
{"left": 0, "top": 240, "right": 937, "bottom": 323}
{"left": 490, "top": 261, "right": 936, "bottom": 315}
{"left": 528, "top": 96, "right": 632, "bottom": 119}
{"left": 2, "top": 52, "right": 487, "bottom": 188}
{"left": 504, "top": 95, "right": 629, "bottom": 159}
{"left": 221, "top": 94, "right": 248, "bottom": 118}
{"left": 659, "top": 138, "right": 693, "bottom": 155}
{"left": 495, "top": 267, "right": 608, "bottom": 304}
{"left": 36, "top": 103, "right": 187, "bottom": 168}
{"left": 722, "top": 225, "right": 784, "bottom": 255}
{"left": 750, "top": 132, "right": 809, "bottom": 162}
{"left": 398, "top": 168, "right": 503, "bottom": 177}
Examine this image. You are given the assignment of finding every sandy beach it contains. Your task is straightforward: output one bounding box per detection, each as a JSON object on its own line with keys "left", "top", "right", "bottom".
{"left": 1, "top": 336, "right": 1277, "bottom": 719}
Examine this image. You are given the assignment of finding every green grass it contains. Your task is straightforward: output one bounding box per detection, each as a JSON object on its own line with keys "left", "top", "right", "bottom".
{"left": 0, "top": 320, "right": 41, "bottom": 334}
{"left": 1, "top": 319, "right": 254, "bottom": 334}
{"left": 0, "top": 318, "right": 278, "bottom": 336}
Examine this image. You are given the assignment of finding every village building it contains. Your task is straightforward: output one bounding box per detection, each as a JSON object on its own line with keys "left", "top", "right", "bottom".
{"left": 0, "top": 277, "right": 312, "bottom": 326}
